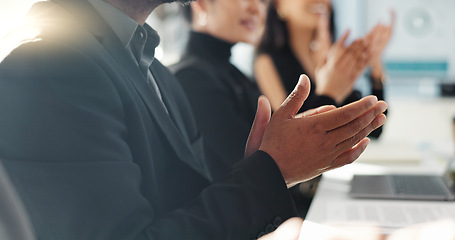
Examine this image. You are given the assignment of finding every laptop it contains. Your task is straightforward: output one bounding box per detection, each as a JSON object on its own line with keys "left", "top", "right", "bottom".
{"left": 349, "top": 159, "right": 455, "bottom": 201}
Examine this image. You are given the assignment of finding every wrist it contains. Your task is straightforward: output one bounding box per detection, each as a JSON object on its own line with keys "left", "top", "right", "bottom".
{"left": 370, "top": 72, "right": 385, "bottom": 90}
{"left": 315, "top": 87, "right": 339, "bottom": 103}
{"left": 370, "top": 59, "right": 383, "bottom": 76}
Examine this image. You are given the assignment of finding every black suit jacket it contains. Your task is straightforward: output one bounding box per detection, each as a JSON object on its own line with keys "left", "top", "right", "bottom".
{"left": 0, "top": 163, "right": 35, "bottom": 240}
{"left": 0, "top": 1, "right": 297, "bottom": 239}
{"left": 171, "top": 32, "right": 261, "bottom": 179}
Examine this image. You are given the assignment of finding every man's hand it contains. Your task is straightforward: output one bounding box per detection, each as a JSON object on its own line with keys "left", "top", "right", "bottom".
{"left": 259, "top": 75, "right": 387, "bottom": 187}
{"left": 245, "top": 96, "right": 272, "bottom": 158}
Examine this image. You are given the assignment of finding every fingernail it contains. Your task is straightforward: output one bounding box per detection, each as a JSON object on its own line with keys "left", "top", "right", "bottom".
{"left": 378, "top": 114, "right": 387, "bottom": 125}
{"left": 297, "top": 74, "right": 307, "bottom": 88}
{"left": 380, "top": 101, "right": 388, "bottom": 112}
{"left": 365, "top": 95, "right": 378, "bottom": 106}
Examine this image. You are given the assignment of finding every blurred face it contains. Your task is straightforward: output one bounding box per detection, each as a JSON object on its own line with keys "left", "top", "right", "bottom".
{"left": 199, "top": 0, "right": 270, "bottom": 44}
{"left": 276, "top": 0, "right": 331, "bottom": 30}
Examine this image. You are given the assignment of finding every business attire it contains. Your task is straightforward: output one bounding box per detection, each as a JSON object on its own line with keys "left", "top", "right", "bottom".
{"left": 0, "top": 163, "right": 36, "bottom": 240}
{"left": 265, "top": 45, "right": 385, "bottom": 138}
{"left": 170, "top": 32, "right": 261, "bottom": 179}
{"left": 0, "top": 0, "right": 297, "bottom": 239}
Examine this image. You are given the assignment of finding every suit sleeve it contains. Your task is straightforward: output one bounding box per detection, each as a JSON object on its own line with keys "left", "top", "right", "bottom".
{"left": 0, "top": 42, "right": 297, "bottom": 240}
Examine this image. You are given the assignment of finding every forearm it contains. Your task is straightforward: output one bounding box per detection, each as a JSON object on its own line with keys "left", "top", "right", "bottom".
{"left": 144, "top": 151, "right": 298, "bottom": 239}
{"left": 3, "top": 151, "right": 297, "bottom": 240}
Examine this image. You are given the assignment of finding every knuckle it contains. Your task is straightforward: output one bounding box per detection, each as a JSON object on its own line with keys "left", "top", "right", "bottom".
{"left": 348, "top": 128, "right": 366, "bottom": 146}
{"left": 352, "top": 118, "right": 364, "bottom": 132}
{"left": 312, "top": 120, "right": 321, "bottom": 131}
{"left": 370, "top": 115, "right": 383, "bottom": 130}
{"left": 340, "top": 109, "right": 354, "bottom": 122}
{"left": 373, "top": 104, "right": 384, "bottom": 116}
{"left": 352, "top": 131, "right": 364, "bottom": 144}
{"left": 318, "top": 140, "right": 329, "bottom": 151}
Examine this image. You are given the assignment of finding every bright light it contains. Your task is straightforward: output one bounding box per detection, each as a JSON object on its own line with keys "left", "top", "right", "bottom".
{"left": 0, "top": 0, "right": 44, "bottom": 61}
{"left": 0, "top": 0, "right": 41, "bottom": 39}
{"left": 155, "top": 46, "right": 164, "bottom": 62}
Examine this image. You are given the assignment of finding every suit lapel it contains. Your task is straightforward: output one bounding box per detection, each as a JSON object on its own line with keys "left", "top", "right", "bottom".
{"left": 150, "top": 62, "right": 191, "bottom": 141}
{"left": 101, "top": 29, "right": 201, "bottom": 173}
{"left": 53, "top": 0, "right": 200, "bottom": 171}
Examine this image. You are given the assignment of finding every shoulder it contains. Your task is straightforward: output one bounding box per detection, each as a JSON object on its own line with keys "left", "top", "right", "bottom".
{"left": 170, "top": 54, "right": 212, "bottom": 76}
{"left": 0, "top": 39, "right": 122, "bottom": 113}
{"left": 170, "top": 55, "right": 220, "bottom": 87}
{"left": 2, "top": 39, "right": 111, "bottom": 86}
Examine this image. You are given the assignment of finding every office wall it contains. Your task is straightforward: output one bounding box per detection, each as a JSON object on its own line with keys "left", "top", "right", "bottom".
{"left": 368, "top": 0, "right": 455, "bottom": 80}
{"left": 335, "top": 0, "right": 455, "bottom": 81}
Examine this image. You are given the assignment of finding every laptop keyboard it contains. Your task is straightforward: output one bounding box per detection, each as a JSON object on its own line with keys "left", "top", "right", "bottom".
{"left": 392, "top": 175, "right": 448, "bottom": 195}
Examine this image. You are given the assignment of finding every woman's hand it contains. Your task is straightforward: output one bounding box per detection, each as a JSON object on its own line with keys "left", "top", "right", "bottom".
{"left": 364, "top": 10, "right": 395, "bottom": 77}
{"left": 315, "top": 31, "right": 370, "bottom": 104}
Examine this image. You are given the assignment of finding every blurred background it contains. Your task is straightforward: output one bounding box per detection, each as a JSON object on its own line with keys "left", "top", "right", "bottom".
{"left": 2, "top": 0, "right": 455, "bottom": 146}
{"left": 3, "top": 0, "right": 455, "bottom": 99}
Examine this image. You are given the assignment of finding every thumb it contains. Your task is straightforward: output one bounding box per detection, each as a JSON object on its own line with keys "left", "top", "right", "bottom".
{"left": 274, "top": 74, "right": 311, "bottom": 119}
{"left": 245, "top": 96, "right": 272, "bottom": 158}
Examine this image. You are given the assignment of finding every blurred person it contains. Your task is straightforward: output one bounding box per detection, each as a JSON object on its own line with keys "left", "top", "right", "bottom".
{"left": 170, "top": 0, "right": 318, "bottom": 217}
{"left": 170, "top": 0, "right": 269, "bottom": 179}
{"left": 255, "top": 0, "right": 394, "bottom": 138}
{"left": 0, "top": 0, "right": 386, "bottom": 239}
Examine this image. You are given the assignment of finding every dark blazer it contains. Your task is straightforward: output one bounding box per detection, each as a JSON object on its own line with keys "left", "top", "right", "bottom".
{"left": 171, "top": 32, "right": 261, "bottom": 179}
{"left": 0, "top": 163, "right": 35, "bottom": 240}
{"left": 0, "top": 1, "right": 297, "bottom": 239}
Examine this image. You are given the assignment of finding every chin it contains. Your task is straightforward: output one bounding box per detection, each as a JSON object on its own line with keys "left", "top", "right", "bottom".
{"left": 243, "top": 35, "right": 259, "bottom": 45}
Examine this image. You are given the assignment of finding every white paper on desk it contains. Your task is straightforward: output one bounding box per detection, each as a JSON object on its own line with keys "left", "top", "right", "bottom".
{"left": 326, "top": 200, "right": 455, "bottom": 229}
{"left": 357, "top": 141, "right": 422, "bottom": 163}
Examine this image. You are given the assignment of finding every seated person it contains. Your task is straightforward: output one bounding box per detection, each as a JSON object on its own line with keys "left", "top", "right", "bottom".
{"left": 171, "top": 0, "right": 267, "bottom": 179}
{"left": 171, "top": 0, "right": 382, "bottom": 217}
{"left": 255, "top": 0, "right": 394, "bottom": 138}
{"left": 0, "top": 0, "right": 387, "bottom": 239}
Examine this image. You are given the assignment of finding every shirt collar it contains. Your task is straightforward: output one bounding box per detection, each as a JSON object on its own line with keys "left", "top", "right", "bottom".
{"left": 87, "top": 0, "right": 138, "bottom": 48}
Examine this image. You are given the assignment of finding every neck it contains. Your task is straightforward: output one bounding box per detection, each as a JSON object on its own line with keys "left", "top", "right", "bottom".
{"left": 286, "top": 22, "right": 317, "bottom": 78}
{"left": 287, "top": 22, "right": 315, "bottom": 57}
{"left": 104, "top": 0, "right": 158, "bottom": 25}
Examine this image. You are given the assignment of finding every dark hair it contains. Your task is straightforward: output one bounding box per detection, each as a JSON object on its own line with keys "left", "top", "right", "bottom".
{"left": 180, "top": 0, "right": 216, "bottom": 24}
{"left": 257, "top": 3, "right": 336, "bottom": 54}
{"left": 181, "top": 3, "right": 192, "bottom": 23}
